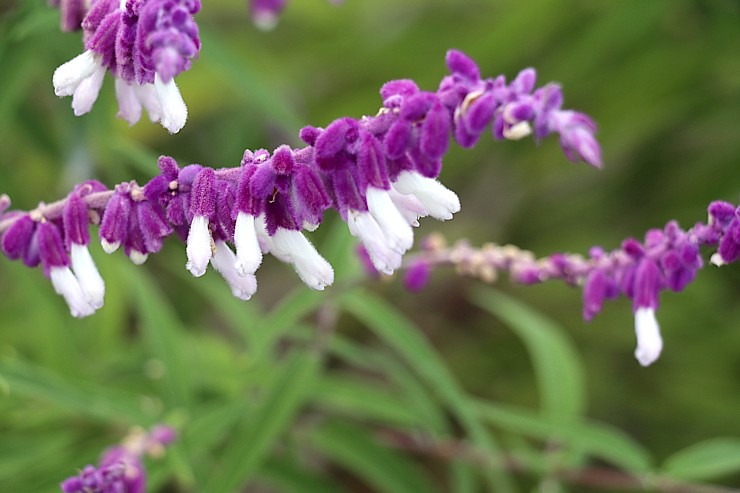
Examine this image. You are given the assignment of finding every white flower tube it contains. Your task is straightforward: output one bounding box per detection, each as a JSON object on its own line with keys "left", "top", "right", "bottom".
{"left": 211, "top": 241, "right": 258, "bottom": 300}
{"left": 347, "top": 210, "right": 402, "bottom": 275}
{"left": 234, "top": 212, "right": 263, "bottom": 276}
{"left": 634, "top": 307, "right": 663, "bottom": 367}
{"left": 186, "top": 215, "right": 212, "bottom": 277}
{"left": 392, "top": 171, "right": 460, "bottom": 221}
{"left": 50, "top": 266, "right": 96, "bottom": 318}
{"left": 154, "top": 73, "right": 187, "bottom": 134}
{"left": 270, "top": 228, "right": 334, "bottom": 291}
{"left": 366, "top": 187, "right": 414, "bottom": 253}
{"left": 70, "top": 243, "right": 105, "bottom": 309}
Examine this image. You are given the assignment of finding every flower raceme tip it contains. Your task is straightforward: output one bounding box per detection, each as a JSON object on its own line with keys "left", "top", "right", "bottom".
{"left": 408, "top": 203, "right": 740, "bottom": 366}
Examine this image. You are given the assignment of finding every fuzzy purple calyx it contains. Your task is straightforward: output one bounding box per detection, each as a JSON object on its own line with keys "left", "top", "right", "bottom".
{"left": 445, "top": 49, "right": 480, "bottom": 81}
{"left": 190, "top": 167, "right": 217, "bottom": 218}
{"left": 2, "top": 215, "right": 35, "bottom": 261}
{"left": 38, "top": 221, "right": 69, "bottom": 273}
{"left": 63, "top": 192, "right": 91, "bottom": 247}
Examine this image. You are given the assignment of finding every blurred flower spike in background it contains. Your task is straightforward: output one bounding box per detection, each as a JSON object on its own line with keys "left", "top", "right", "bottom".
{"left": 60, "top": 425, "right": 176, "bottom": 493}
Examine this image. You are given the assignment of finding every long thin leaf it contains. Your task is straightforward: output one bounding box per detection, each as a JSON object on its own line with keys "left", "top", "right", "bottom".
{"left": 259, "top": 458, "right": 347, "bottom": 493}
{"left": 470, "top": 288, "right": 586, "bottom": 423}
{"left": 476, "top": 401, "right": 653, "bottom": 474}
{"left": 0, "top": 357, "right": 151, "bottom": 424}
{"left": 309, "top": 420, "right": 440, "bottom": 493}
{"left": 312, "top": 375, "right": 421, "bottom": 427}
{"left": 340, "top": 290, "right": 515, "bottom": 492}
{"left": 205, "top": 349, "right": 321, "bottom": 493}
{"left": 126, "top": 268, "right": 192, "bottom": 409}
{"left": 661, "top": 438, "right": 740, "bottom": 481}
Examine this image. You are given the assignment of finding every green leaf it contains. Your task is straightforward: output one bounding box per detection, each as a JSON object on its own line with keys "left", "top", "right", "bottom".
{"left": 476, "top": 401, "right": 652, "bottom": 473}
{"left": 251, "top": 288, "right": 325, "bottom": 362}
{"left": 470, "top": 288, "right": 586, "bottom": 423}
{"left": 312, "top": 375, "right": 420, "bottom": 427}
{"left": 126, "top": 268, "right": 192, "bottom": 409}
{"left": 339, "top": 290, "right": 514, "bottom": 492}
{"left": 260, "top": 458, "right": 347, "bottom": 493}
{"left": 662, "top": 438, "right": 740, "bottom": 481}
{"left": 0, "top": 357, "right": 151, "bottom": 424}
{"left": 309, "top": 421, "right": 440, "bottom": 493}
{"left": 205, "top": 349, "right": 321, "bottom": 493}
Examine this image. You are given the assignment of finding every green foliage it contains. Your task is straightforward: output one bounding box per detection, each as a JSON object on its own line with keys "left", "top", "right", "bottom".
{"left": 1, "top": 0, "right": 739, "bottom": 492}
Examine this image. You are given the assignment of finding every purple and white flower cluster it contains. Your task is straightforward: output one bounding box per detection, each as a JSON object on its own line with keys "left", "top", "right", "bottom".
{"left": 1, "top": 50, "right": 600, "bottom": 318}
{"left": 408, "top": 201, "right": 740, "bottom": 366}
{"left": 52, "top": 0, "right": 201, "bottom": 133}
{"left": 60, "top": 425, "right": 176, "bottom": 493}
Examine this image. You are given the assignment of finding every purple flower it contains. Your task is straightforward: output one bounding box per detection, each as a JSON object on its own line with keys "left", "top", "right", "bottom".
{"left": 248, "top": 0, "right": 287, "bottom": 30}
{"left": 60, "top": 425, "right": 176, "bottom": 493}
{"left": 51, "top": 0, "right": 89, "bottom": 32}
{"left": 403, "top": 259, "right": 431, "bottom": 292}
{"left": 52, "top": 0, "right": 201, "bottom": 133}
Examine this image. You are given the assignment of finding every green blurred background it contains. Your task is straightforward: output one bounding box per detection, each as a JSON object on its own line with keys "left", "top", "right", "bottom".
{"left": 1, "top": 0, "right": 739, "bottom": 491}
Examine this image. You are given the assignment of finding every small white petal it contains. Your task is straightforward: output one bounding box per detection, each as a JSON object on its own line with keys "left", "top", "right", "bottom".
{"left": 72, "top": 63, "right": 106, "bottom": 116}
{"left": 186, "top": 215, "right": 212, "bottom": 277}
{"left": 710, "top": 252, "right": 725, "bottom": 267}
{"left": 271, "top": 229, "right": 334, "bottom": 290}
{"left": 234, "top": 212, "right": 263, "bottom": 276}
{"left": 254, "top": 214, "right": 273, "bottom": 254}
{"left": 115, "top": 79, "right": 143, "bottom": 125}
{"left": 53, "top": 50, "right": 101, "bottom": 97}
{"left": 101, "top": 239, "right": 120, "bottom": 254}
{"left": 133, "top": 83, "right": 163, "bottom": 123}
{"left": 154, "top": 73, "right": 187, "bottom": 134}
{"left": 634, "top": 307, "right": 663, "bottom": 367}
{"left": 392, "top": 171, "right": 460, "bottom": 221}
{"left": 50, "top": 266, "right": 96, "bottom": 318}
{"left": 388, "top": 187, "right": 427, "bottom": 227}
{"left": 211, "top": 241, "right": 257, "bottom": 300}
{"left": 347, "top": 210, "right": 402, "bottom": 275}
{"left": 303, "top": 220, "right": 320, "bottom": 232}
{"left": 503, "top": 121, "right": 532, "bottom": 140}
{"left": 129, "top": 250, "right": 149, "bottom": 265}
{"left": 70, "top": 243, "right": 105, "bottom": 309}
{"left": 366, "top": 187, "right": 414, "bottom": 253}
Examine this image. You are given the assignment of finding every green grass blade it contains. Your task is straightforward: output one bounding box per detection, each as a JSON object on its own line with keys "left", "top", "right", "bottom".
{"left": 470, "top": 288, "right": 586, "bottom": 423}
{"left": 0, "top": 357, "right": 151, "bottom": 424}
{"left": 205, "top": 349, "right": 322, "bottom": 493}
{"left": 126, "top": 268, "right": 192, "bottom": 409}
{"left": 339, "top": 289, "right": 515, "bottom": 492}
{"left": 312, "top": 375, "right": 421, "bottom": 427}
{"left": 661, "top": 438, "right": 740, "bottom": 481}
{"left": 476, "top": 401, "right": 652, "bottom": 474}
{"left": 309, "top": 420, "right": 440, "bottom": 493}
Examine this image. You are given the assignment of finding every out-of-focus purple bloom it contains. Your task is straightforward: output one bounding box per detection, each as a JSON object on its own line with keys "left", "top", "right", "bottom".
{"left": 50, "top": 0, "right": 89, "bottom": 32}
{"left": 248, "top": 0, "right": 287, "bottom": 30}
{"left": 246, "top": 0, "right": 344, "bottom": 29}
{"left": 404, "top": 259, "right": 431, "bottom": 292}
{"left": 52, "top": 0, "right": 201, "bottom": 133}
{"left": 60, "top": 425, "right": 176, "bottom": 493}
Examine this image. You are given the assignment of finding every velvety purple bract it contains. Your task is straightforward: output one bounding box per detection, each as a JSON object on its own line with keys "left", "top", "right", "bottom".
{"left": 2, "top": 214, "right": 35, "bottom": 260}
{"left": 63, "top": 192, "right": 90, "bottom": 247}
